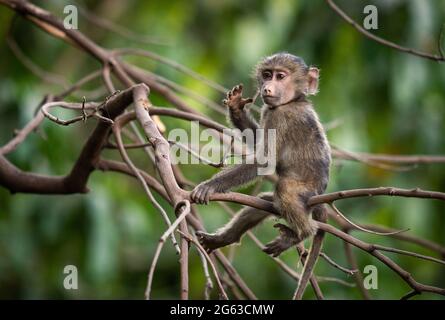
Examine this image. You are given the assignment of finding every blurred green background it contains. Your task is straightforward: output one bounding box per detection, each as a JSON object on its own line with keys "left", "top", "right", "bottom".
{"left": 0, "top": 0, "right": 444, "bottom": 299}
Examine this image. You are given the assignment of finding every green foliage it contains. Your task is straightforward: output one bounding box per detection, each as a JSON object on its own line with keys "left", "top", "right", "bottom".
{"left": 0, "top": 0, "right": 444, "bottom": 299}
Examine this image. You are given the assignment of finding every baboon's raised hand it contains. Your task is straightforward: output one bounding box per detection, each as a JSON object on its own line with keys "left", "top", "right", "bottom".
{"left": 223, "top": 84, "right": 253, "bottom": 110}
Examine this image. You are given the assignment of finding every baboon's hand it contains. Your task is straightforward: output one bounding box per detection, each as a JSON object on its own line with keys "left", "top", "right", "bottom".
{"left": 190, "top": 181, "right": 217, "bottom": 205}
{"left": 223, "top": 84, "right": 253, "bottom": 111}
{"left": 273, "top": 223, "right": 296, "bottom": 238}
{"left": 263, "top": 224, "right": 298, "bottom": 257}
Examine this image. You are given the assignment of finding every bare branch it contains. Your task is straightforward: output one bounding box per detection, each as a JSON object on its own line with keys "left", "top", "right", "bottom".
{"left": 178, "top": 230, "right": 229, "bottom": 300}
{"left": 293, "top": 208, "right": 327, "bottom": 300}
{"left": 0, "top": 85, "right": 136, "bottom": 194}
{"left": 371, "top": 244, "right": 445, "bottom": 267}
{"left": 331, "top": 146, "right": 417, "bottom": 172}
{"left": 78, "top": 6, "right": 169, "bottom": 46}
{"left": 325, "top": 0, "right": 445, "bottom": 62}
{"left": 332, "top": 147, "right": 445, "bottom": 165}
{"left": 113, "top": 48, "right": 227, "bottom": 93}
{"left": 2, "top": 0, "right": 444, "bottom": 300}
{"left": 41, "top": 100, "right": 112, "bottom": 126}
{"left": 6, "top": 32, "right": 69, "bottom": 88}
{"left": 113, "top": 113, "right": 180, "bottom": 254}
{"left": 343, "top": 238, "right": 371, "bottom": 299}
{"left": 309, "top": 187, "right": 445, "bottom": 206}
{"left": 196, "top": 246, "right": 214, "bottom": 300}
{"left": 139, "top": 68, "right": 226, "bottom": 116}
{"left": 186, "top": 214, "right": 258, "bottom": 300}
{"left": 295, "top": 244, "right": 324, "bottom": 300}
{"left": 330, "top": 203, "right": 409, "bottom": 236}
{"left": 319, "top": 252, "right": 357, "bottom": 276}
{"left": 320, "top": 222, "right": 445, "bottom": 296}
{"left": 0, "top": 96, "right": 47, "bottom": 155}
{"left": 145, "top": 201, "right": 190, "bottom": 299}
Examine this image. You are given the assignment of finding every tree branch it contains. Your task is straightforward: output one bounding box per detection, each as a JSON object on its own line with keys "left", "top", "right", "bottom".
{"left": 325, "top": 0, "right": 445, "bottom": 62}
{"left": 0, "top": 85, "right": 135, "bottom": 194}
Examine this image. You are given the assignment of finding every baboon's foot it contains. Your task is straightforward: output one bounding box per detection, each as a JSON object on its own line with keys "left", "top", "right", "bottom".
{"left": 195, "top": 231, "right": 234, "bottom": 253}
{"left": 263, "top": 223, "right": 298, "bottom": 257}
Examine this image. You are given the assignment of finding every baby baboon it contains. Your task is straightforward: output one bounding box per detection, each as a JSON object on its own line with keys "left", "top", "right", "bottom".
{"left": 190, "top": 53, "right": 331, "bottom": 257}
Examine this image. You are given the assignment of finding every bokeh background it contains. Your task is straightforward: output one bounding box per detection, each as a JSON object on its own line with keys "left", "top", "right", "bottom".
{"left": 0, "top": 0, "right": 444, "bottom": 299}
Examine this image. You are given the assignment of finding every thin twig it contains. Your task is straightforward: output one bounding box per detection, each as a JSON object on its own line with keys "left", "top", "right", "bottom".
{"left": 40, "top": 100, "right": 113, "bottom": 126}
{"left": 331, "top": 145, "right": 417, "bottom": 171}
{"left": 113, "top": 48, "right": 227, "bottom": 93}
{"left": 296, "top": 244, "right": 324, "bottom": 300}
{"left": 319, "top": 252, "right": 357, "bottom": 276}
{"left": 141, "top": 69, "right": 226, "bottom": 115}
{"left": 332, "top": 147, "right": 445, "bottom": 165}
{"left": 330, "top": 203, "right": 409, "bottom": 236}
{"left": 178, "top": 230, "right": 229, "bottom": 300}
{"left": 372, "top": 244, "right": 445, "bottom": 266}
{"left": 113, "top": 113, "right": 180, "bottom": 254}
{"left": 6, "top": 32, "right": 69, "bottom": 88}
{"left": 78, "top": 6, "right": 169, "bottom": 46}
{"left": 320, "top": 222, "right": 445, "bottom": 296}
{"left": 325, "top": 0, "right": 445, "bottom": 62}
{"left": 309, "top": 187, "right": 445, "bottom": 206}
{"left": 343, "top": 237, "right": 371, "bottom": 299}
{"left": 196, "top": 245, "right": 214, "bottom": 299}
{"left": 0, "top": 96, "right": 47, "bottom": 155}
{"left": 145, "top": 201, "right": 190, "bottom": 299}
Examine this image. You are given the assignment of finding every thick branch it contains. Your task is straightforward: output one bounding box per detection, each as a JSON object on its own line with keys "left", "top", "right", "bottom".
{"left": 0, "top": 86, "right": 135, "bottom": 194}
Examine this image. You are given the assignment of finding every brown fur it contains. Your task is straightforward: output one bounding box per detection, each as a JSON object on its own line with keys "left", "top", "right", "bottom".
{"left": 191, "top": 53, "right": 331, "bottom": 256}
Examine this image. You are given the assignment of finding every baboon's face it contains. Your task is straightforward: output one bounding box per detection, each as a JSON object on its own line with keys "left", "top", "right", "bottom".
{"left": 257, "top": 54, "right": 319, "bottom": 108}
{"left": 260, "top": 68, "right": 297, "bottom": 107}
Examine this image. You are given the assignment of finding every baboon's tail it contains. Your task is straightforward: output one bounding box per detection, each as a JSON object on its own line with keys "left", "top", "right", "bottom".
{"left": 275, "top": 178, "right": 317, "bottom": 242}
{"left": 293, "top": 204, "right": 328, "bottom": 299}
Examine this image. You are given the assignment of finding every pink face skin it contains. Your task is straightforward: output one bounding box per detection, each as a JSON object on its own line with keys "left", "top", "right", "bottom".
{"left": 260, "top": 67, "right": 319, "bottom": 107}
{"left": 260, "top": 68, "right": 297, "bottom": 107}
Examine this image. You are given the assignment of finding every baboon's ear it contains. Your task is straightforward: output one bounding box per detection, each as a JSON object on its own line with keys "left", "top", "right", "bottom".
{"left": 307, "top": 67, "right": 319, "bottom": 95}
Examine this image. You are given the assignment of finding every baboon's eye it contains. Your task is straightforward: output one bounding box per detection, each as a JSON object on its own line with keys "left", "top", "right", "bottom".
{"left": 276, "top": 72, "right": 287, "bottom": 80}
{"left": 262, "top": 70, "right": 272, "bottom": 80}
